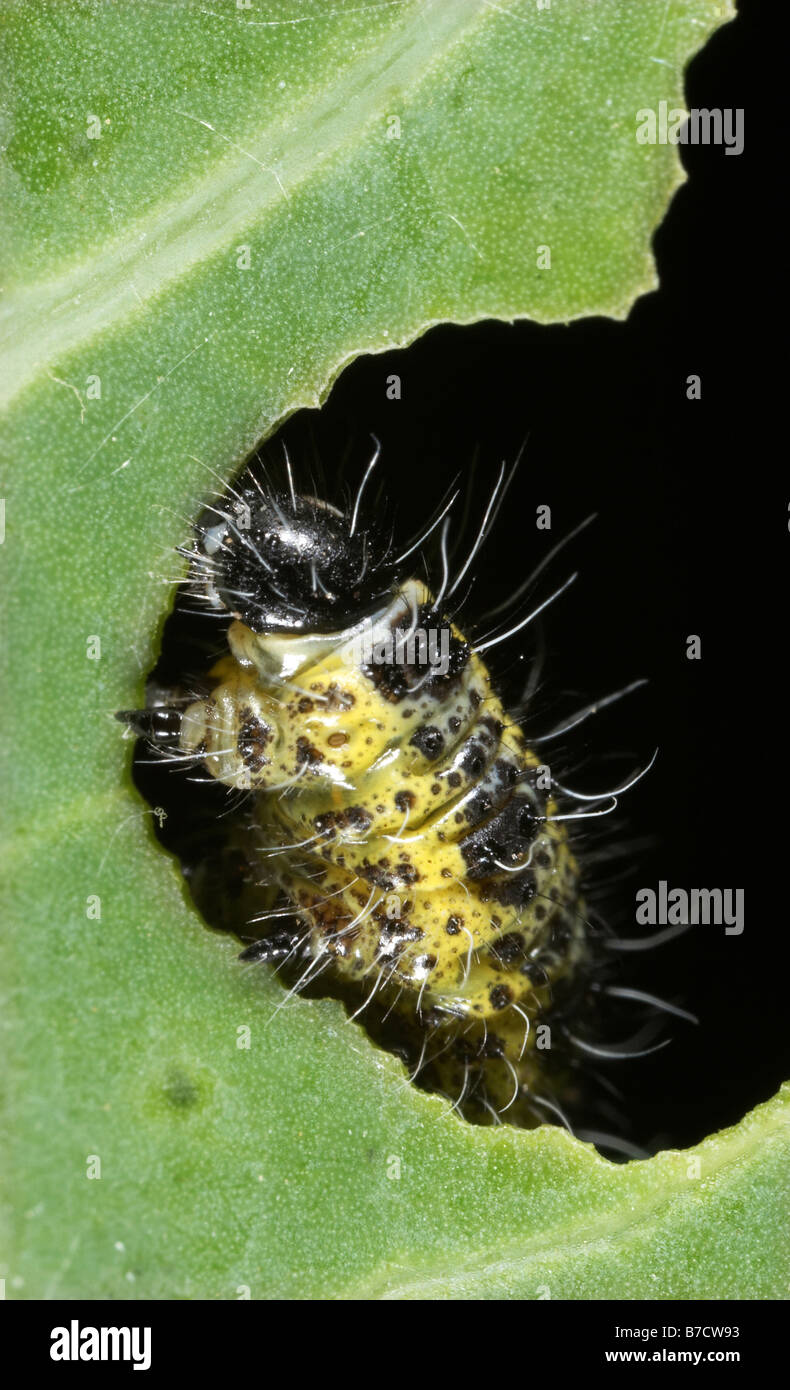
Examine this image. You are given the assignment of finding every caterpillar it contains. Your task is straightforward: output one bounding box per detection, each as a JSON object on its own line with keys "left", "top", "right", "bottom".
{"left": 122, "top": 441, "right": 667, "bottom": 1141}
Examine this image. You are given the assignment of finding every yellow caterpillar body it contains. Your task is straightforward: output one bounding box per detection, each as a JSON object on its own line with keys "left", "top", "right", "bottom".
{"left": 178, "top": 577, "right": 584, "bottom": 1123}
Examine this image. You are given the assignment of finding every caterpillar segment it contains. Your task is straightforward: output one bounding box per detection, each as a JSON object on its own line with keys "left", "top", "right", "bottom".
{"left": 177, "top": 576, "right": 586, "bottom": 1124}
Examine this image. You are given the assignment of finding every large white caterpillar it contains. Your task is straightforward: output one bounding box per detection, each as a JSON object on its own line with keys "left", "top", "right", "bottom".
{"left": 123, "top": 445, "right": 671, "bottom": 1142}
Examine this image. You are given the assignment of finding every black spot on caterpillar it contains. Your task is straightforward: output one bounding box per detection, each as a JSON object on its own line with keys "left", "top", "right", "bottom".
{"left": 121, "top": 440, "right": 687, "bottom": 1152}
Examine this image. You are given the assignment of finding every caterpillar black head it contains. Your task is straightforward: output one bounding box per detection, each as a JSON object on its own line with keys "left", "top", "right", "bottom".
{"left": 190, "top": 440, "right": 395, "bottom": 635}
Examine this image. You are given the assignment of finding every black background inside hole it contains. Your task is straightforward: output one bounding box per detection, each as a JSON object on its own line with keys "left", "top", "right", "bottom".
{"left": 139, "top": 0, "right": 787, "bottom": 1152}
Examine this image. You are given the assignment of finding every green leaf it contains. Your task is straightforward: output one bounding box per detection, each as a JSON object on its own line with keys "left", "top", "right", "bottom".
{"left": 5, "top": 0, "right": 782, "bottom": 1303}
